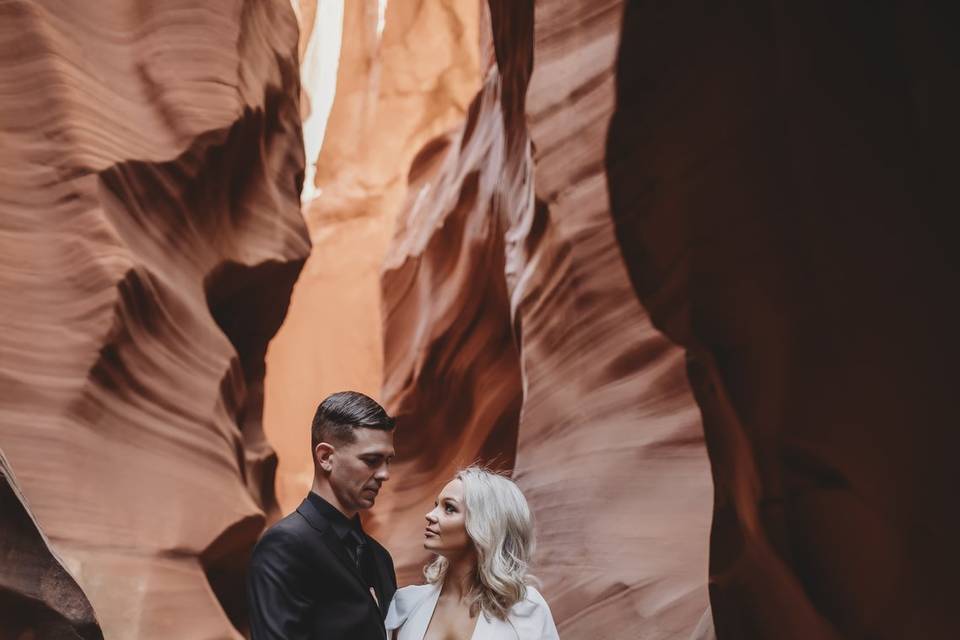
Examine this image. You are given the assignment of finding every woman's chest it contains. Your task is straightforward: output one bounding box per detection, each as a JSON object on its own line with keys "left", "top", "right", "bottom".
{"left": 422, "top": 600, "right": 478, "bottom": 640}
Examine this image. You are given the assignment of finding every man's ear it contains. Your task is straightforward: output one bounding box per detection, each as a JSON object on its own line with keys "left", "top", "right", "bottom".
{"left": 314, "top": 442, "right": 335, "bottom": 473}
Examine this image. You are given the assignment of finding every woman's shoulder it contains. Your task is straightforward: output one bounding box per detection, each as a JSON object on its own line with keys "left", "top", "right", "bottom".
{"left": 506, "top": 587, "right": 559, "bottom": 639}
{"left": 512, "top": 586, "right": 551, "bottom": 613}
{"left": 385, "top": 583, "right": 438, "bottom": 631}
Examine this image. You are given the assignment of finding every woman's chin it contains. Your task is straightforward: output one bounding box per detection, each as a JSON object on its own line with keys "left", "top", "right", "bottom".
{"left": 423, "top": 540, "right": 443, "bottom": 554}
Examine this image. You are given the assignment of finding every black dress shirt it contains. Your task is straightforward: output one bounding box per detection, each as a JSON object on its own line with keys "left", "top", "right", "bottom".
{"left": 306, "top": 492, "right": 384, "bottom": 607}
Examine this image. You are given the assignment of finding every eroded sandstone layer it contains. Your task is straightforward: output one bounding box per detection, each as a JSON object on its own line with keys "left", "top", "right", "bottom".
{"left": 0, "top": 1, "right": 308, "bottom": 637}
{"left": 607, "top": 2, "right": 960, "bottom": 638}
{"left": 375, "top": 2, "right": 713, "bottom": 637}
{"left": 0, "top": 449, "right": 102, "bottom": 640}
{"left": 514, "top": 2, "right": 713, "bottom": 637}
{"left": 264, "top": 0, "right": 482, "bottom": 515}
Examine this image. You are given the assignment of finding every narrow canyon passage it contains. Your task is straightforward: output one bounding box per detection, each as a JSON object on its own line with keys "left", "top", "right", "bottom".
{"left": 1, "top": 1, "right": 956, "bottom": 639}
{"left": 266, "top": 1, "right": 713, "bottom": 638}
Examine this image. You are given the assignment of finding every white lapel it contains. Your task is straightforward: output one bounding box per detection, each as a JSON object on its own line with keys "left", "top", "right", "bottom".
{"left": 404, "top": 584, "right": 441, "bottom": 640}
{"left": 392, "top": 584, "right": 520, "bottom": 640}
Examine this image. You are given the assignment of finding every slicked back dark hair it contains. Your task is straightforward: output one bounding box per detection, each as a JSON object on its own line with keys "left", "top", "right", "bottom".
{"left": 311, "top": 391, "right": 395, "bottom": 449}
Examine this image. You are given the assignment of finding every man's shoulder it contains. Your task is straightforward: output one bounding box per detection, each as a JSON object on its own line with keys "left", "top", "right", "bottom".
{"left": 272, "top": 507, "right": 314, "bottom": 533}
{"left": 252, "top": 511, "right": 314, "bottom": 556}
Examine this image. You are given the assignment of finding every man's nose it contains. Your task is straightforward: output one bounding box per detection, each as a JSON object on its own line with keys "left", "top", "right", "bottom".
{"left": 374, "top": 464, "right": 390, "bottom": 482}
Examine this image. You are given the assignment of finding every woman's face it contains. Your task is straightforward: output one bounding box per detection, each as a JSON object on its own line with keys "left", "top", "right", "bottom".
{"left": 424, "top": 479, "right": 471, "bottom": 557}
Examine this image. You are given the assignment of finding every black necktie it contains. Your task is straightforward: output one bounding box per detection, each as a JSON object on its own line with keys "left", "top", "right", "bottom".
{"left": 348, "top": 529, "right": 382, "bottom": 609}
{"left": 348, "top": 529, "right": 367, "bottom": 572}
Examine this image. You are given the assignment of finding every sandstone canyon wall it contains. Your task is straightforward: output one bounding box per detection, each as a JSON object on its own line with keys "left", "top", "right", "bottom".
{"left": 4, "top": 1, "right": 948, "bottom": 638}
{"left": 0, "top": 1, "right": 308, "bottom": 637}
{"left": 0, "top": 449, "right": 101, "bottom": 639}
{"left": 607, "top": 1, "right": 959, "bottom": 638}
{"left": 264, "top": 0, "right": 482, "bottom": 516}
{"left": 374, "top": 2, "right": 714, "bottom": 638}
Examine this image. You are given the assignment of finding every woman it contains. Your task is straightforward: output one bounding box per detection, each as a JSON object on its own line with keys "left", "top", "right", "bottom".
{"left": 385, "top": 467, "right": 559, "bottom": 639}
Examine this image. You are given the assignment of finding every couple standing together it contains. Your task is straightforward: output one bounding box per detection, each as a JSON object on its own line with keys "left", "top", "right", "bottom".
{"left": 247, "top": 391, "right": 560, "bottom": 640}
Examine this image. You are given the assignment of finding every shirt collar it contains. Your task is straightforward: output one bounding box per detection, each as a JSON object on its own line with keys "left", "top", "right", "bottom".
{"left": 307, "top": 491, "right": 364, "bottom": 541}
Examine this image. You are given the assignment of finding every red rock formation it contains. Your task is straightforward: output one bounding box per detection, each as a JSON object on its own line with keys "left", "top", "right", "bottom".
{"left": 376, "top": 91, "right": 525, "bottom": 583}
{"left": 0, "top": 449, "right": 102, "bottom": 640}
{"left": 0, "top": 1, "right": 308, "bottom": 637}
{"left": 514, "top": 2, "right": 712, "bottom": 637}
{"left": 607, "top": 2, "right": 960, "bottom": 638}
{"left": 263, "top": 0, "right": 482, "bottom": 516}
{"left": 375, "top": 2, "right": 714, "bottom": 637}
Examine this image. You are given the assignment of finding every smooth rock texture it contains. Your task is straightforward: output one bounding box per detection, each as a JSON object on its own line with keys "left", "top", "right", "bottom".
{"left": 264, "top": 0, "right": 482, "bottom": 515}
{"left": 515, "top": 2, "right": 712, "bottom": 638}
{"left": 0, "top": 449, "right": 102, "bottom": 640}
{"left": 607, "top": 2, "right": 960, "bottom": 638}
{"left": 375, "top": 74, "right": 525, "bottom": 585}
{"left": 374, "top": 1, "right": 714, "bottom": 637}
{"left": 0, "top": 1, "right": 308, "bottom": 637}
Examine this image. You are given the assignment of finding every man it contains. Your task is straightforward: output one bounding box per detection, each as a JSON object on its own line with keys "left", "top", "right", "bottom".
{"left": 248, "top": 391, "right": 397, "bottom": 640}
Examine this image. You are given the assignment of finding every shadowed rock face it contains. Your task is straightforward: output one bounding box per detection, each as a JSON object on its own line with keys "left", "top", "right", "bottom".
{"left": 263, "top": 0, "right": 482, "bottom": 515}
{"left": 0, "top": 1, "right": 308, "bottom": 637}
{"left": 0, "top": 450, "right": 102, "bottom": 640}
{"left": 514, "top": 2, "right": 713, "bottom": 638}
{"left": 375, "top": 1, "right": 713, "bottom": 636}
{"left": 607, "top": 2, "right": 960, "bottom": 638}
{"left": 376, "top": 83, "right": 525, "bottom": 583}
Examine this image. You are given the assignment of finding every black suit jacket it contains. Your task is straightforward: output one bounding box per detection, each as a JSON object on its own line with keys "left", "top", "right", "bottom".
{"left": 247, "top": 497, "right": 397, "bottom": 640}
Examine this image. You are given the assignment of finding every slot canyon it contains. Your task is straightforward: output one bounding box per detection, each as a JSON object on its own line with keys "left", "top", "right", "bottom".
{"left": 0, "top": 1, "right": 956, "bottom": 639}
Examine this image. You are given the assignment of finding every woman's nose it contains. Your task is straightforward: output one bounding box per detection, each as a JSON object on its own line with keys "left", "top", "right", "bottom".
{"left": 425, "top": 509, "right": 438, "bottom": 523}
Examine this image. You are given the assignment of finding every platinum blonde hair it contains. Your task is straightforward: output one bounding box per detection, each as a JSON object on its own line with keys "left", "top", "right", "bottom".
{"left": 424, "top": 466, "right": 536, "bottom": 620}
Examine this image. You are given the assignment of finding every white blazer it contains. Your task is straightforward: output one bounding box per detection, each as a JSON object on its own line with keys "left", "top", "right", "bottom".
{"left": 385, "top": 583, "right": 560, "bottom": 640}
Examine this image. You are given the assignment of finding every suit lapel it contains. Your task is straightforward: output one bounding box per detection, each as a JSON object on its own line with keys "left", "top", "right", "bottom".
{"left": 296, "top": 499, "right": 373, "bottom": 598}
{"left": 371, "top": 547, "right": 395, "bottom": 615}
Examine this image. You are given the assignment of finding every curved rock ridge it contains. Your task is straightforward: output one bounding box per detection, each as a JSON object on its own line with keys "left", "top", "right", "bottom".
{"left": 375, "top": 1, "right": 713, "bottom": 635}
{"left": 0, "top": 449, "right": 102, "bottom": 640}
{"left": 264, "top": 0, "right": 482, "bottom": 516}
{"left": 0, "top": 1, "right": 308, "bottom": 637}
{"left": 374, "top": 73, "right": 525, "bottom": 584}
{"left": 510, "top": 2, "right": 713, "bottom": 638}
{"left": 607, "top": 2, "right": 960, "bottom": 638}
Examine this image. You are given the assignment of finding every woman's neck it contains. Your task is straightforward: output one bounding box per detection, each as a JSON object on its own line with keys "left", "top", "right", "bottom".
{"left": 441, "top": 554, "right": 476, "bottom": 602}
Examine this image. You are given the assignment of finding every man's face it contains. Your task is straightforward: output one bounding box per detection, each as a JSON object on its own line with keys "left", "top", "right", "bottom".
{"left": 327, "top": 428, "right": 395, "bottom": 513}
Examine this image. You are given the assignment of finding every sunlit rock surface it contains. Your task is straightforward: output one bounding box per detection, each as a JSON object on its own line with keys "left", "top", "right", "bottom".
{"left": 264, "top": 0, "right": 482, "bottom": 515}
{"left": 375, "top": 71, "right": 525, "bottom": 585}
{"left": 375, "top": 2, "right": 713, "bottom": 637}
{"left": 0, "top": 449, "right": 102, "bottom": 640}
{"left": 607, "top": 2, "right": 960, "bottom": 638}
{"left": 0, "top": 1, "right": 308, "bottom": 637}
